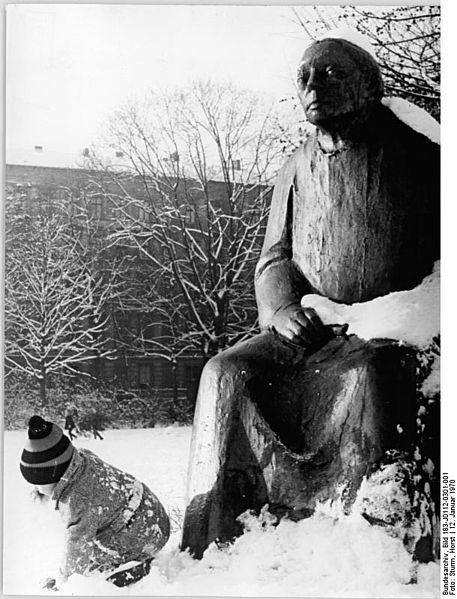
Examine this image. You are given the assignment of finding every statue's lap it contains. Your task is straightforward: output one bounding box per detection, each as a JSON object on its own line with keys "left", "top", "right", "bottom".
{"left": 211, "top": 331, "right": 417, "bottom": 475}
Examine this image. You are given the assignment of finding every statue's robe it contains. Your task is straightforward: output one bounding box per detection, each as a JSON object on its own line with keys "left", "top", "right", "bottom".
{"left": 181, "top": 103, "right": 440, "bottom": 560}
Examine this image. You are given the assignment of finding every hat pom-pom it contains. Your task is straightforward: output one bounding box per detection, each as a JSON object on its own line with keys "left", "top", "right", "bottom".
{"left": 28, "top": 415, "right": 51, "bottom": 439}
{"left": 29, "top": 414, "right": 46, "bottom": 430}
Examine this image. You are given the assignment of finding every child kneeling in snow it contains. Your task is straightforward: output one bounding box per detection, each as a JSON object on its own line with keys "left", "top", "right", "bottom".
{"left": 20, "top": 415, "right": 170, "bottom": 590}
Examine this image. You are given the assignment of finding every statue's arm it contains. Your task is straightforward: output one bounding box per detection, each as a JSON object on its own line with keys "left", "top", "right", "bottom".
{"left": 254, "top": 166, "right": 309, "bottom": 329}
{"left": 255, "top": 155, "right": 325, "bottom": 345}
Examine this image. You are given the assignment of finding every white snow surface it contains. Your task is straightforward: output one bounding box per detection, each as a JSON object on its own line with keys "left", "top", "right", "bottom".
{"left": 301, "top": 261, "right": 440, "bottom": 350}
{"left": 4, "top": 426, "right": 439, "bottom": 597}
{"left": 318, "top": 27, "right": 377, "bottom": 60}
{"left": 382, "top": 96, "right": 440, "bottom": 145}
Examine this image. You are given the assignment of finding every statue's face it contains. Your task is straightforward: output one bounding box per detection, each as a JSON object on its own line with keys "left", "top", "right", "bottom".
{"left": 297, "top": 40, "right": 377, "bottom": 127}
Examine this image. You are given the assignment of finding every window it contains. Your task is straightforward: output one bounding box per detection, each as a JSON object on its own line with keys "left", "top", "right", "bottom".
{"left": 139, "top": 364, "right": 152, "bottom": 387}
{"left": 184, "top": 205, "right": 196, "bottom": 224}
{"left": 90, "top": 196, "right": 103, "bottom": 220}
{"left": 103, "top": 360, "right": 115, "bottom": 379}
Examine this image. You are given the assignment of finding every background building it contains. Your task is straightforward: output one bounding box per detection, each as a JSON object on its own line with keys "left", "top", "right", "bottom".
{"left": 5, "top": 154, "right": 272, "bottom": 409}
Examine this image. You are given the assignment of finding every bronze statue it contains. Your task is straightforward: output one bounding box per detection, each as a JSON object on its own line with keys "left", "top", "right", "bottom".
{"left": 181, "top": 37, "right": 440, "bottom": 560}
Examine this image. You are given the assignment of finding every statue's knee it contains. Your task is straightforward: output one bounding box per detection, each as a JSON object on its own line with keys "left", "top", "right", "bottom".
{"left": 201, "top": 354, "right": 235, "bottom": 383}
{"left": 199, "top": 353, "right": 245, "bottom": 394}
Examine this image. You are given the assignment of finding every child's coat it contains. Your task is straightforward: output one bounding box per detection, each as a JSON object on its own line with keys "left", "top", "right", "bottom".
{"left": 51, "top": 448, "right": 170, "bottom": 584}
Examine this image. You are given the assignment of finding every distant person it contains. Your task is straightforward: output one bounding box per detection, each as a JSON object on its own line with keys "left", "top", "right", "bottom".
{"left": 90, "top": 408, "right": 105, "bottom": 440}
{"left": 64, "top": 407, "right": 78, "bottom": 441}
{"left": 79, "top": 407, "right": 106, "bottom": 440}
{"left": 20, "top": 415, "right": 170, "bottom": 589}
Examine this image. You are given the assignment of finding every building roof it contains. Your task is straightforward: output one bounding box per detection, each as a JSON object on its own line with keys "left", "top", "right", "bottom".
{"left": 6, "top": 146, "right": 131, "bottom": 170}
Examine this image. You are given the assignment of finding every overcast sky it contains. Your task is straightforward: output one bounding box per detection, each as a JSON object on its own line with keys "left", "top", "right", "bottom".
{"left": 6, "top": 4, "right": 312, "bottom": 158}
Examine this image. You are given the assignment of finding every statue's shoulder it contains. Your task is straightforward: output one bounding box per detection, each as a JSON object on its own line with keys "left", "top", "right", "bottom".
{"left": 275, "top": 140, "right": 312, "bottom": 185}
{"left": 377, "top": 102, "right": 439, "bottom": 156}
{"left": 381, "top": 97, "right": 440, "bottom": 147}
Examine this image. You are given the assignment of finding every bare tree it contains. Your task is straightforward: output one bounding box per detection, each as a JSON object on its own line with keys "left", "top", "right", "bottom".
{"left": 88, "top": 81, "right": 281, "bottom": 363}
{"left": 292, "top": 5, "right": 440, "bottom": 118}
{"left": 63, "top": 184, "right": 128, "bottom": 377}
{"left": 4, "top": 192, "right": 114, "bottom": 405}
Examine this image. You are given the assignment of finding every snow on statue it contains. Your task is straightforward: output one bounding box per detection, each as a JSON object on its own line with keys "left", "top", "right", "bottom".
{"left": 300, "top": 261, "right": 440, "bottom": 349}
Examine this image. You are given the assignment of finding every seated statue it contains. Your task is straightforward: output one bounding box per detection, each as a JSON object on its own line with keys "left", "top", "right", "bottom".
{"left": 181, "top": 35, "right": 440, "bottom": 561}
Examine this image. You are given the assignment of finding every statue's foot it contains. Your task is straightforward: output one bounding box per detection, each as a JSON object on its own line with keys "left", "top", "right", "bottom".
{"left": 181, "top": 493, "right": 214, "bottom": 559}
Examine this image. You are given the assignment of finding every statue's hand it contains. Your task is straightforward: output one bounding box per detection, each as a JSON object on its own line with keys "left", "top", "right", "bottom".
{"left": 271, "top": 304, "right": 327, "bottom": 347}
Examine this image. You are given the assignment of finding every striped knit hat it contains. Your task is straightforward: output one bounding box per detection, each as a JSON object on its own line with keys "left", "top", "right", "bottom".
{"left": 20, "top": 415, "right": 75, "bottom": 485}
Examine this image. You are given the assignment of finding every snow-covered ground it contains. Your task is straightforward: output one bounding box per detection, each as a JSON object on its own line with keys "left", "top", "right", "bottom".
{"left": 4, "top": 426, "right": 439, "bottom": 597}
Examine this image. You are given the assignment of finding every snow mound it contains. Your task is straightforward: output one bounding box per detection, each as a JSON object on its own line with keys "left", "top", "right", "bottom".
{"left": 301, "top": 261, "right": 440, "bottom": 349}
{"left": 318, "top": 27, "right": 377, "bottom": 60}
{"left": 58, "top": 506, "right": 439, "bottom": 597}
{"left": 382, "top": 96, "right": 440, "bottom": 144}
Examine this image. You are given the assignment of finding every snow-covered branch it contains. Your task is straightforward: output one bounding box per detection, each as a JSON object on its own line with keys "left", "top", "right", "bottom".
{"left": 95, "top": 81, "right": 277, "bottom": 359}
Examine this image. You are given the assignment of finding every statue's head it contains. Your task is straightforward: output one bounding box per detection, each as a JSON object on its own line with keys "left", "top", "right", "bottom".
{"left": 297, "top": 38, "right": 384, "bottom": 129}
